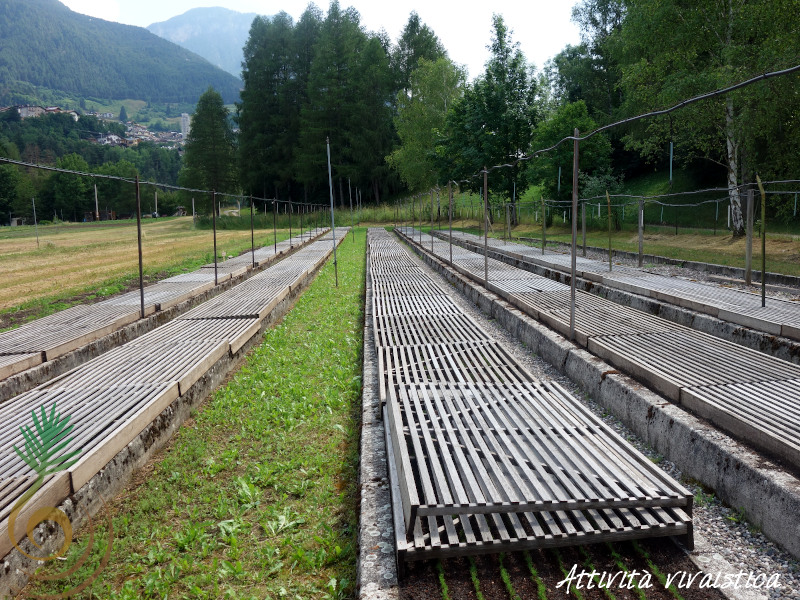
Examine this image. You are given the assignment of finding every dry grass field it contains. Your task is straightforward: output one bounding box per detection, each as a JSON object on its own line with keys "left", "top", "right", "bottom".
{"left": 0, "top": 217, "right": 289, "bottom": 316}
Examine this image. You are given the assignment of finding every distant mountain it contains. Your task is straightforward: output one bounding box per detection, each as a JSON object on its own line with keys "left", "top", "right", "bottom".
{"left": 149, "top": 7, "right": 260, "bottom": 78}
{"left": 0, "top": 0, "right": 242, "bottom": 104}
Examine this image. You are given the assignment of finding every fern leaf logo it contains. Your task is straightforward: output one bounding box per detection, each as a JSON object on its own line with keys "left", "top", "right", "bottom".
{"left": 8, "top": 402, "right": 83, "bottom": 563}
{"left": 14, "top": 402, "right": 82, "bottom": 481}
{"left": 6, "top": 401, "right": 113, "bottom": 598}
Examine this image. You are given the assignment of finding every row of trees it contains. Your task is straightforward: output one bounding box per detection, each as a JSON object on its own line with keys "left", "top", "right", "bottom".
{"left": 548, "top": 0, "right": 800, "bottom": 232}
{"left": 18, "top": 0, "right": 792, "bottom": 229}
{"left": 218, "top": 2, "right": 447, "bottom": 205}
{"left": 386, "top": 0, "right": 800, "bottom": 233}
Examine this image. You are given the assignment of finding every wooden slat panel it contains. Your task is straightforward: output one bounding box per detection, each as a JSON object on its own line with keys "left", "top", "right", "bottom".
{"left": 370, "top": 228, "right": 694, "bottom": 562}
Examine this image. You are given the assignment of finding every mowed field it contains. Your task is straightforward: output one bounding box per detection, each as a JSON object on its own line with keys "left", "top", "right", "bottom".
{"left": 0, "top": 218, "right": 289, "bottom": 314}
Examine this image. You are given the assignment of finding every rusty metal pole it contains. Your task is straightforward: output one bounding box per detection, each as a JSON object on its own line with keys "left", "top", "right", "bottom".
{"left": 541, "top": 196, "right": 546, "bottom": 255}
{"left": 135, "top": 175, "right": 145, "bottom": 319}
{"left": 757, "top": 175, "right": 766, "bottom": 307}
{"left": 638, "top": 197, "right": 644, "bottom": 267}
{"left": 448, "top": 182, "right": 453, "bottom": 265}
{"left": 430, "top": 188, "right": 434, "bottom": 252}
{"left": 326, "top": 137, "right": 339, "bottom": 288}
{"left": 250, "top": 195, "right": 255, "bottom": 268}
{"left": 582, "top": 201, "right": 587, "bottom": 257}
{"left": 348, "top": 179, "right": 354, "bottom": 241}
{"left": 288, "top": 201, "right": 293, "bottom": 248}
{"left": 212, "top": 190, "right": 218, "bottom": 286}
{"left": 607, "top": 191, "right": 613, "bottom": 272}
{"left": 272, "top": 199, "right": 277, "bottom": 255}
{"left": 484, "top": 167, "right": 489, "bottom": 286}
{"left": 570, "top": 128, "right": 579, "bottom": 342}
{"left": 32, "top": 197, "right": 39, "bottom": 249}
{"left": 745, "top": 189, "right": 754, "bottom": 285}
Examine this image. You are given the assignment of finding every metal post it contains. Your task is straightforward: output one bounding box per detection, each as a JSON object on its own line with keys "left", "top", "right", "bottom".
{"left": 135, "top": 176, "right": 145, "bottom": 319}
{"left": 448, "top": 182, "right": 453, "bottom": 265}
{"left": 569, "top": 128, "right": 579, "bottom": 341}
{"left": 669, "top": 141, "right": 674, "bottom": 185}
{"left": 300, "top": 202, "right": 304, "bottom": 242}
{"left": 541, "top": 196, "right": 546, "bottom": 255}
{"left": 757, "top": 175, "right": 766, "bottom": 307}
{"left": 745, "top": 189, "right": 754, "bottom": 285}
{"left": 606, "top": 191, "right": 613, "bottom": 272}
{"left": 419, "top": 194, "right": 422, "bottom": 245}
{"left": 557, "top": 165, "right": 561, "bottom": 195}
{"left": 581, "top": 202, "right": 586, "bottom": 257}
{"left": 430, "top": 189, "right": 434, "bottom": 252}
{"left": 272, "top": 200, "right": 277, "bottom": 254}
{"left": 94, "top": 183, "right": 99, "bottom": 221}
{"left": 192, "top": 197, "right": 196, "bottom": 227}
{"left": 638, "top": 197, "right": 644, "bottom": 267}
{"left": 212, "top": 190, "right": 218, "bottom": 286}
{"left": 326, "top": 137, "right": 339, "bottom": 288}
{"left": 32, "top": 197, "right": 39, "bottom": 249}
{"left": 250, "top": 195, "right": 255, "bottom": 268}
{"left": 348, "top": 178, "right": 354, "bottom": 241}
{"left": 288, "top": 201, "right": 293, "bottom": 247}
{"left": 154, "top": 190, "right": 158, "bottom": 216}
{"left": 505, "top": 203, "right": 509, "bottom": 242}
{"left": 436, "top": 188, "right": 440, "bottom": 232}
{"left": 483, "top": 167, "right": 489, "bottom": 286}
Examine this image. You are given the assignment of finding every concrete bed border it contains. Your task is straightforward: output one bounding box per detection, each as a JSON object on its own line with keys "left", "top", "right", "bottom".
{"left": 0, "top": 228, "right": 331, "bottom": 404}
{"left": 433, "top": 231, "right": 800, "bottom": 365}
{"left": 357, "top": 233, "right": 399, "bottom": 599}
{"left": 397, "top": 228, "right": 800, "bottom": 562}
{"left": 0, "top": 245, "right": 333, "bottom": 598}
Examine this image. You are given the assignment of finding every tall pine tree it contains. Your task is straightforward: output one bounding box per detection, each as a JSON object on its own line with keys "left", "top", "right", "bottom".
{"left": 180, "top": 87, "right": 237, "bottom": 210}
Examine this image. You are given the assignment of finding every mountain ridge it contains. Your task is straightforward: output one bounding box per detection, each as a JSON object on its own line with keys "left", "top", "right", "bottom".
{"left": 0, "top": 0, "right": 242, "bottom": 105}
{"left": 148, "top": 7, "right": 261, "bottom": 78}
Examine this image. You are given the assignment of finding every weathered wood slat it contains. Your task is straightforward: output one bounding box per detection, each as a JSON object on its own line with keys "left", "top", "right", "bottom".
{"left": 371, "top": 228, "right": 693, "bottom": 561}
{"left": 404, "top": 228, "right": 800, "bottom": 471}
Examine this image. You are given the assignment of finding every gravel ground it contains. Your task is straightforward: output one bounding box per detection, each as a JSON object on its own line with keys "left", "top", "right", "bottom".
{"left": 402, "top": 236, "right": 800, "bottom": 599}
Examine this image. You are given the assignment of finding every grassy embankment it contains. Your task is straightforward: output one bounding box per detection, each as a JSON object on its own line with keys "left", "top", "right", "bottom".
{"left": 28, "top": 228, "right": 366, "bottom": 599}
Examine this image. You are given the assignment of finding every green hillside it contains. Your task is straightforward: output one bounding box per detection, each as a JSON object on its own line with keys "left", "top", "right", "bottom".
{"left": 0, "top": 0, "right": 242, "bottom": 105}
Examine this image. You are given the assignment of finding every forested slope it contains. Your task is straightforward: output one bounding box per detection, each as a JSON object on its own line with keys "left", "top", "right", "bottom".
{"left": 0, "top": 0, "right": 241, "bottom": 104}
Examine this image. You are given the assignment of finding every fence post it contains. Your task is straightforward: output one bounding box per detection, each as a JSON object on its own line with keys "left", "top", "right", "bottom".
{"left": 326, "top": 137, "right": 339, "bottom": 288}
{"left": 212, "top": 190, "right": 218, "bottom": 286}
{"left": 273, "top": 200, "right": 277, "bottom": 255}
{"left": 448, "top": 182, "right": 453, "bottom": 265}
{"left": 135, "top": 176, "right": 145, "bottom": 319}
{"left": 250, "top": 195, "right": 255, "bottom": 268}
{"left": 570, "top": 128, "right": 579, "bottom": 342}
{"left": 638, "top": 197, "right": 644, "bottom": 267}
{"left": 581, "top": 202, "right": 586, "bottom": 258}
{"left": 541, "top": 196, "right": 546, "bottom": 255}
{"left": 757, "top": 176, "right": 766, "bottom": 307}
{"left": 32, "top": 197, "right": 39, "bottom": 249}
{"left": 606, "top": 190, "right": 613, "bottom": 272}
{"left": 484, "top": 167, "right": 489, "bottom": 286}
{"left": 745, "top": 189, "right": 754, "bottom": 285}
{"left": 430, "top": 188, "right": 434, "bottom": 252}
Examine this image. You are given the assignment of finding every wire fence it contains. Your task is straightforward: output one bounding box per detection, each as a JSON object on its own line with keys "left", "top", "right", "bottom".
{"left": 0, "top": 157, "right": 361, "bottom": 325}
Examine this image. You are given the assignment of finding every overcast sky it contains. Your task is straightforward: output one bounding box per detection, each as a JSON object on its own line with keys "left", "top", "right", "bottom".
{"left": 60, "top": 0, "right": 581, "bottom": 79}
